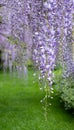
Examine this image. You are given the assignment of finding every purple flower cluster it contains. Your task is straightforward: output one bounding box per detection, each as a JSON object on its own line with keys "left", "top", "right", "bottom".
{"left": 32, "top": 0, "right": 58, "bottom": 89}
{"left": 0, "top": 0, "right": 28, "bottom": 75}
{"left": 0, "top": 0, "right": 74, "bottom": 84}
{"left": 31, "top": 1, "right": 74, "bottom": 107}
{"left": 61, "top": 0, "right": 74, "bottom": 78}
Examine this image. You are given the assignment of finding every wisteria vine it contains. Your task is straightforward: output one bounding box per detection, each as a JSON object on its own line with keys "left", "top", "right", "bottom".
{"left": 0, "top": 0, "right": 74, "bottom": 118}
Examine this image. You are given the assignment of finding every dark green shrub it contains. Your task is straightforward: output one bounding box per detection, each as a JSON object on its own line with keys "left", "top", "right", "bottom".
{"left": 60, "top": 75, "right": 74, "bottom": 110}
{"left": 0, "top": 50, "right": 3, "bottom": 71}
{"left": 60, "top": 87, "right": 74, "bottom": 110}
{"left": 54, "top": 62, "right": 62, "bottom": 70}
{"left": 25, "top": 59, "right": 34, "bottom": 69}
{"left": 0, "top": 16, "right": 2, "bottom": 24}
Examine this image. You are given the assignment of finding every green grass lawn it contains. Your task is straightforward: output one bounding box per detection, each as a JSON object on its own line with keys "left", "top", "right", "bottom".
{"left": 0, "top": 69, "right": 74, "bottom": 130}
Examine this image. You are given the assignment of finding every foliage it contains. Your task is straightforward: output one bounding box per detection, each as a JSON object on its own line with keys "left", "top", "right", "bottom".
{"left": 7, "top": 36, "right": 27, "bottom": 49}
{"left": 0, "top": 50, "right": 3, "bottom": 70}
{"left": 25, "top": 59, "right": 34, "bottom": 68}
{"left": 7, "top": 36, "right": 19, "bottom": 45}
{"left": 59, "top": 75, "right": 74, "bottom": 110}
{"left": 0, "top": 16, "right": 2, "bottom": 24}
{"left": 54, "top": 63, "right": 62, "bottom": 71}
{"left": 60, "top": 86, "right": 74, "bottom": 110}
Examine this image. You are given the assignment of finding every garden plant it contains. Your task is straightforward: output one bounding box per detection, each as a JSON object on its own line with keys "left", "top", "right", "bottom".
{"left": 0, "top": 0, "right": 74, "bottom": 129}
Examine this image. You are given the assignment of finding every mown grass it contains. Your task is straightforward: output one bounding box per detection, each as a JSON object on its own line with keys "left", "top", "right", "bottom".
{"left": 0, "top": 69, "right": 74, "bottom": 130}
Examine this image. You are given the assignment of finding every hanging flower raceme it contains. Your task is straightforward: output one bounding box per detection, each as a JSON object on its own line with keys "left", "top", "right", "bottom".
{"left": 61, "top": 0, "right": 74, "bottom": 78}
{"left": 0, "top": 0, "right": 28, "bottom": 78}
{"left": 30, "top": 0, "right": 60, "bottom": 119}
{"left": 32, "top": 0, "right": 57, "bottom": 88}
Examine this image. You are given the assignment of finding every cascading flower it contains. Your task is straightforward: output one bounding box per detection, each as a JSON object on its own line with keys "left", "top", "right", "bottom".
{"left": 61, "top": 0, "right": 74, "bottom": 78}
{"left": 0, "top": 0, "right": 74, "bottom": 118}
{"left": 30, "top": 0, "right": 59, "bottom": 119}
